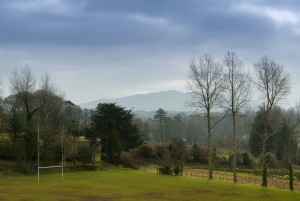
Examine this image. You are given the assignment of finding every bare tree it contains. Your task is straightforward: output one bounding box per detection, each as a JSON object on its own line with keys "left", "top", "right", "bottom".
{"left": 9, "top": 66, "right": 38, "bottom": 173}
{"left": 10, "top": 67, "right": 38, "bottom": 123}
{"left": 187, "top": 54, "right": 225, "bottom": 179}
{"left": 254, "top": 55, "right": 290, "bottom": 186}
{"left": 37, "top": 73, "right": 62, "bottom": 123}
{"left": 36, "top": 73, "right": 65, "bottom": 163}
{"left": 0, "top": 78, "right": 2, "bottom": 96}
{"left": 0, "top": 79, "right": 2, "bottom": 131}
{"left": 223, "top": 51, "right": 251, "bottom": 183}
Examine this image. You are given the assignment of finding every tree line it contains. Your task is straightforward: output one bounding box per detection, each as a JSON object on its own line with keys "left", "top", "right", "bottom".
{"left": 187, "top": 51, "right": 295, "bottom": 188}
{"left": 0, "top": 52, "right": 298, "bottom": 189}
{"left": 0, "top": 67, "right": 145, "bottom": 173}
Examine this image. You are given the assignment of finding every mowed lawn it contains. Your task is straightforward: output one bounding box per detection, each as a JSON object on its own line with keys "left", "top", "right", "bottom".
{"left": 0, "top": 168, "right": 300, "bottom": 201}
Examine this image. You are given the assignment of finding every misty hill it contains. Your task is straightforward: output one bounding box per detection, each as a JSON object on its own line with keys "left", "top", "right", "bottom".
{"left": 80, "top": 90, "right": 191, "bottom": 112}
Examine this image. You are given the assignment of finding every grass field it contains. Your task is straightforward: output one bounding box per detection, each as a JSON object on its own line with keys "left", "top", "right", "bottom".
{"left": 1, "top": 168, "right": 300, "bottom": 201}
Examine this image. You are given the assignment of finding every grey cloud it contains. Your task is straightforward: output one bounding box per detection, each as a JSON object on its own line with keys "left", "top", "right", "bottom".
{"left": 1, "top": 0, "right": 300, "bottom": 103}
{"left": 0, "top": 0, "right": 290, "bottom": 49}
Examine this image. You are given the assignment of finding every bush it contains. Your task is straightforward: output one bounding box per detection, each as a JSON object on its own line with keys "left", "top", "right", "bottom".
{"left": 65, "top": 161, "right": 84, "bottom": 171}
{"left": 0, "top": 135, "right": 13, "bottom": 160}
{"left": 198, "top": 146, "right": 209, "bottom": 164}
{"left": 158, "top": 166, "right": 171, "bottom": 175}
{"left": 241, "top": 152, "right": 255, "bottom": 167}
{"left": 154, "top": 144, "right": 170, "bottom": 166}
{"left": 265, "top": 152, "right": 277, "bottom": 167}
{"left": 192, "top": 144, "right": 201, "bottom": 162}
{"left": 215, "top": 156, "right": 228, "bottom": 165}
{"left": 119, "top": 152, "right": 138, "bottom": 169}
{"left": 174, "top": 167, "right": 180, "bottom": 175}
{"left": 228, "top": 150, "right": 243, "bottom": 166}
{"left": 137, "top": 144, "right": 154, "bottom": 160}
{"left": 168, "top": 138, "right": 186, "bottom": 176}
{"left": 77, "top": 145, "right": 91, "bottom": 165}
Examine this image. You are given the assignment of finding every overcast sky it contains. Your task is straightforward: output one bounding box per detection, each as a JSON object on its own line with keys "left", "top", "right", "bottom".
{"left": 1, "top": 0, "right": 300, "bottom": 106}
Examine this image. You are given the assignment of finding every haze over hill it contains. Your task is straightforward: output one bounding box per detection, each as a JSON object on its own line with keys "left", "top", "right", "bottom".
{"left": 80, "top": 90, "right": 191, "bottom": 112}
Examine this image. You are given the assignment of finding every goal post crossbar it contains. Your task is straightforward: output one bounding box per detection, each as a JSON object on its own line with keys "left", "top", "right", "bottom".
{"left": 39, "top": 166, "right": 63, "bottom": 169}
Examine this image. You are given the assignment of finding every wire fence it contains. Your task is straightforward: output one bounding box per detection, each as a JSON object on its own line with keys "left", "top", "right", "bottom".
{"left": 186, "top": 169, "right": 300, "bottom": 190}
{"left": 140, "top": 167, "right": 299, "bottom": 190}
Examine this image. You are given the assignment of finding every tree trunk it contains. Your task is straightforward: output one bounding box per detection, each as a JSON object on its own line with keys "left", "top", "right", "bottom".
{"left": 262, "top": 163, "right": 267, "bottom": 187}
{"left": 74, "top": 136, "right": 76, "bottom": 163}
{"left": 289, "top": 163, "right": 294, "bottom": 191}
{"left": 232, "top": 113, "right": 237, "bottom": 183}
{"left": 207, "top": 110, "right": 213, "bottom": 179}
{"left": 262, "top": 113, "right": 268, "bottom": 187}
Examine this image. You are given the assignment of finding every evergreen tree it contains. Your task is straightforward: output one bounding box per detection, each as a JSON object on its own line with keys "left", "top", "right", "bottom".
{"left": 154, "top": 108, "right": 167, "bottom": 142}
{"left": 92, "top": 103, "right": 142, "bottom": 162}
{"left": 276, "top": 117, "right": 297, "bottom": 164}
{"left": 248, "top": 107, "right": 275, "bottom": 157}
{"left": 8, "top": 111, "right": 23, "bottom": 143}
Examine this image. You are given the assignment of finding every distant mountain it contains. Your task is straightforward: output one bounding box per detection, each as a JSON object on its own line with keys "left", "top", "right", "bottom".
{"left": 79, "top": 90, "right": 192, "bottom": 112}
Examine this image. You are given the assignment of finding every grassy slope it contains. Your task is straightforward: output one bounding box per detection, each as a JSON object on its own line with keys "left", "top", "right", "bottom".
{"left": 0, "top": 169, "right": 300, "bottom": 201}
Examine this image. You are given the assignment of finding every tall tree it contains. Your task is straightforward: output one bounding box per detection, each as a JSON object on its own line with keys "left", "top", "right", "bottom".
{"left": 36, "top": 73, "right": 64, "bottom": 164}
{"left": 9, "top": 67, "right": 38, "bottom": 173}
{"left": 276, "top": 109, "right": 298, "bottom": 164}
{"left": 248, "top": 107, "right": 276, "bottom": 157}
{"left": 10, "top": 67, "right": 38, "bottom": 123}
{"left": 0, "top": 79, "right": 2, "bottom": 132}
{"left": 169, "top": 138, "right": 187, "bottom": 175}
{"left": 83, "top": 127, "right": 101, "bottom": 167}
{"left": 154, "top": 108, "right": 167, "bottom": 142}
{"left": 254, "top": 55, "right": 290, "bottom": 186}
{"left": 187, "top": 54, "right": 225, "bottom": 179}
{"left": 223, "top": 51, "right": 251, "bottom": 183}
{"left": 92, "top": 103, "right": 142, "bottom": 163}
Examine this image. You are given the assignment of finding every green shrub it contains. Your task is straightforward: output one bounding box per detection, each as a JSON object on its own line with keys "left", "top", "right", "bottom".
{"left": 138, "top": 144, "right": 154, "bottom": 160}
{"left": 0, "top": 135, "right": 13, "bottom": 160}
{"left": 119, "top": 152, "right": 138, "bottom": 169}
{"left": 242, "top": 152, "right": 255, "bottom": 167}
{"left": 265, "top": 152, "right": 277, "bottom": 167}
{"left": 218, "top": 156, "right": 228, "bottom": 165}
{"left": 199, "top": 146, "right": 209, "bottom": 163}
{"left": 77, "top": 145, "right": 91, "bottom": 165}
{"left": 158, "top": 166, "right": 171, "bottom": 175}
{"left": 192, "top": 144, "right": 201, "bottom": 162}
{"left": 154, "top": 144, "right": 170, "bottom": 166}
{"left": 174, "top": 167, "right": 180, "bottom": 175}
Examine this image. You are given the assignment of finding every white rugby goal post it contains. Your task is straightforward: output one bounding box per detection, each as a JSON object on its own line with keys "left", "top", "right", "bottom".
{"left": 37, "top": 124, "right": 64, "bottom": 183}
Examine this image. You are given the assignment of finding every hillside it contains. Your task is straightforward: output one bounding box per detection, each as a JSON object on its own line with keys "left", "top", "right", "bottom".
{"left": 80, "top": 90, "right": 191, "bottom": 111}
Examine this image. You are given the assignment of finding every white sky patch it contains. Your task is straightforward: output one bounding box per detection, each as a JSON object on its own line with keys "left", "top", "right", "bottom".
{"left": 130, "top": 13, "right": 170, "bottom": 27}
{"left": 266, "top": 9, "right": 298, "bottom": 24}
{"left": 237, "top": 3, "right": 299, "bottom": 25}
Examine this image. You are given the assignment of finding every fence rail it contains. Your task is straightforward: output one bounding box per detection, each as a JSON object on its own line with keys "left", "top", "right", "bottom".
{"left": 140, "top": 167, "right": 299, "bottom": 190}
{"left": 186, "top": 169, "right": 299, "bottom": 190}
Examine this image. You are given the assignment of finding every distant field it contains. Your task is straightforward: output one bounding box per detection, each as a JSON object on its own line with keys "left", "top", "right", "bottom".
{"left": 0, "top": 168, "right": 300, "bottom": 201}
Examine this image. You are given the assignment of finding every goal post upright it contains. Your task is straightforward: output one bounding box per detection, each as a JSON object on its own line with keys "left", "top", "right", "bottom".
{"left": 38, "top": 123, "right": 40, "bottom": 184}
{"left": 62, "top": 124, "right": 64, "bottom": 181}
